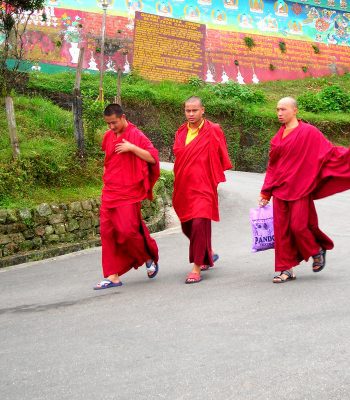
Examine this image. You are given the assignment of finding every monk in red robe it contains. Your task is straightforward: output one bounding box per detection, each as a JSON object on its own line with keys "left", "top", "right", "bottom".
{"left": 94, "top": 104, "right": 160, "bottom": 290}
{"left": 173, "top": 97, "right": 233, "bottom": 284}
{"left": 259, "top": 97, "right": 350, "bottom": 283}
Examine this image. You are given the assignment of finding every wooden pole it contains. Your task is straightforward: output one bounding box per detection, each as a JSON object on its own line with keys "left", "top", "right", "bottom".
{"left": 115, "top": 68, "right": 122, "bottom": 105}
{"left": 72, "top": 47, "right": 85, "bottom": 159}
{"left": 5, "top": 96, "right": 20, "bottom": 160}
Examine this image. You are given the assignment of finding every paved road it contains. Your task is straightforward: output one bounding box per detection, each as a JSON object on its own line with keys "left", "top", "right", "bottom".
{"left": 1, "top": 168, "right": 350, "bottom": 400}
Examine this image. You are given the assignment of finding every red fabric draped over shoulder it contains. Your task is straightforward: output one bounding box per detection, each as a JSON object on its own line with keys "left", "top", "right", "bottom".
{"left": 172, "top": 120, "right": 232, "bottom": 223}
{"left": 102, "top": 122, "right": 160, "bottom": 208}
{"left": 261, "top": 121, "right": 350, "bottom": 201}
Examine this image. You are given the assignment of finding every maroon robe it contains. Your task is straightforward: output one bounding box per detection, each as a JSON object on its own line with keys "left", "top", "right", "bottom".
{"left": 261, "top": 121, "right": 350, "bottom": 271}
{"left": 173, "top": 119, "right": 232, "bottom": 222}
{"left": 100, "top": 122, "right": 159, "bottom": 277}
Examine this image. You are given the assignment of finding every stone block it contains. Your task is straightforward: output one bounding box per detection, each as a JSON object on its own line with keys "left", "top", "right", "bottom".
{"left": 8, "top": 233, "right": 25, "bottom": 244}
{"left": 7, "top": 209, "right": 18, "bottom": 223}
{"left": 7, "top": 223, "right": 27, "bottom": 234}
{"left": 92, "top": 216, "right": 100, "bottom": 227}
{"left": 95, "top": 197, "right": 101, "bottom": 206}
{"left": 85, "top": 211, "right": 94, "bottom": 218}
{"left": 48, "top": 213, "right": 65, "bottom": 224}
{"left": 19, "top": 240, "right": 34, "bottom": 252}
{"left": 79, "top": 218, "right": 92, "bottom": 230}
{"left": 36, "top": 203, "right": 52, "bottom": 217}
{"left": 32, "top": 237, "right": 43, "bottom": 248}
{"left": 34, "top": 226, "right": 46, "bottom": 236}
{"left": 54, "top": 223, "right": 66, "bottom": 234}
{"left": 23, "top": 229, "right": 35, "bottom": 239}
{"left": 60, "top": 233, "right": 76, "bottom": 242}
{"left": 0, "top": 235, "right": 11, "bottom": 245}
{"left": 76, "top": 230, "right": 88, "bottom": 239}
{"left": 66, "top": 219, "right": 79, "bottom": 232}
{"left": 59, "top": 203, "right": 68, "bottom": 211}
{"left": 3, "top": 243, "right": 18, "bottom": 256}
{"left": 45, "top": 234, "right": 60, "bottom": 243}
{"left": 0, "top": 225, "right": 7, "bottom": 234}
{"left": 50, "top": 204, "right": 60, "bottom": 213}
{"left": 81, "top": 200, "right": 92, "bottom": 210}
{"left": 45, "top": 225, "right": 54, "bottom": 235}
{"left": 34, "top": 215, "right": 48, "bottom": 226}
{"left": 69, "top": 202, "right": 82, "bottom": 213}
{"left": 0, "top": 210, "right": 7, "bottom": 224}
{"left": 19, "top": 209, "right": 32, "bottom": 221}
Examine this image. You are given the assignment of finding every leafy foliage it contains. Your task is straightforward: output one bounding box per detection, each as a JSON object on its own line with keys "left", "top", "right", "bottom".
{"left": 312, "top": 44, "right": 320, "bottom": 54}
{"left": 298, "top": 85, "right": 350, "bottom": 112}
{"left": 278, "top": 41, "right": 287, "bottom": 53}
{"left": 209, "top": 81, "right": 265, "bottom": 104}
{"left": 244, "top": 36, "right": 256, "bottom": 49}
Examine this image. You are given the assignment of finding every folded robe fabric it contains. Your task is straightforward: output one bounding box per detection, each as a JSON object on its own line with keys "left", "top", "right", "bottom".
{"left": 172, "top": 119, "right": 233, "bottom": 223}
{"left": 101, "top": 122, "right": 160, "bottom": 208}
{"left": 261, "top": 121, "right": 350, "bottom": 201}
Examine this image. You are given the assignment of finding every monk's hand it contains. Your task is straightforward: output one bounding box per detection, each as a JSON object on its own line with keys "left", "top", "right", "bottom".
{"left": 258, "top": 197, "right": 269, "bottom": 207}
{"left": 115, "top": 139, "right": 135, "bottom": 154}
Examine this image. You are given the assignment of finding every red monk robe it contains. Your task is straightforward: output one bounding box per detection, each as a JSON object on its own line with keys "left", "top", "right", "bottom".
{"left": 261, "top": 121, "right": 350, "bottom": 271}
{"left": 173, "top": 120, "right": 232, "bottom": 222}
{"left": 173, "top": 119, "right": 232, "bottom": 266}
{"left": 100, "top": 122, "right": 160, "bottom": 277}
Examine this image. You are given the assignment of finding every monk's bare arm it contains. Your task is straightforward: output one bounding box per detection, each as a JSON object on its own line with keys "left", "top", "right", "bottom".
{"left": 115, "top": 139, "right": 156, "bottom": 164}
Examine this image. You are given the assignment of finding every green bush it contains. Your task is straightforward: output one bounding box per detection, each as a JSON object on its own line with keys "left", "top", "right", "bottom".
{"left": 209, "top": 82, "right": 265, "bottom": 104}
{"left": 297, "top": 91, "right": 323, "bottom": 113}
{"left": 319, "top": 85, "right": 350, "bottom": 112}
{"left": 298, "top": 85, "right": 350, "bottom": 113}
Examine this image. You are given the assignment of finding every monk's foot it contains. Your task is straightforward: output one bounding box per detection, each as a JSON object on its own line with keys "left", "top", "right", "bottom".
{"left": 273, "top": 269, "right": 296, "bottom": 283}
{"left": 312, "top": 249, "right": 326, "bottom": 273}
{"left": 146, "top": 260, "right": 159, "bottom": 279}
{"left": 185, "top": 272, "right": 202, "bottom": 284}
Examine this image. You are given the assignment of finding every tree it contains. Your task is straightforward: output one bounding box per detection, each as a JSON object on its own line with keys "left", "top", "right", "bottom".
{"left": 0, "top": 0, "right": 46, "bottom": 159}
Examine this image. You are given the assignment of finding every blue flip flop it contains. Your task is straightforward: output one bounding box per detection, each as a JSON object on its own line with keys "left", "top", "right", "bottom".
{"left": 146, "top": 260, "right": 159, "bottom": 279}
{"left": 201, "top": 253, "right": 219, "bottom": 271}
{"left": 93, "top": 279, "right": 123, "bottom": 290}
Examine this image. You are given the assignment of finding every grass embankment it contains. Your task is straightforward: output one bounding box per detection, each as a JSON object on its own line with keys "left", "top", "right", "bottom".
{"left": 0, "top": 94, "right": 173, "bottom": 209}
{"left": 1, "top": 72, "right": 350, "bottom": 208}
{"left": 27, "top": 71, "right": 350, "bottom": 164}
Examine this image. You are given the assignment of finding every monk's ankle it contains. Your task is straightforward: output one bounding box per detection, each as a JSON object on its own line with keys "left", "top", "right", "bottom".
{"left": 107, "top": 274, "right": 120, "bottom": 283}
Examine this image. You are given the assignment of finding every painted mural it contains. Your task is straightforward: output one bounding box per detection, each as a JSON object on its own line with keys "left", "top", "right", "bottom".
{"left": 43, "top": 0, "right": 350, "bottom": 46}
{"left": 4, "top": 0, "right": 350, "bottom": 82}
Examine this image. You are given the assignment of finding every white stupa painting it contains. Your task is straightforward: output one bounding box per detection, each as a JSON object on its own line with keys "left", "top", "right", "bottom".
{"left": 106, "top": 57, "right": 117, "bottom": 72}
{"left": 123, "top": 56, "right": 131, "bottom": 74}
{"left": 205, "top": 68, "right": 215, "bottom": 83}
{"left": 236, "top": 66, "right": 245, "bottom": 84}
{"left": 252, "top": 66, "right": 259, "bottom": 84}
{"left": 221, "top": 69, "right": 230, "bottom": 83}
{"left": 88, "top": 52, "right": 99, "bottom": 71}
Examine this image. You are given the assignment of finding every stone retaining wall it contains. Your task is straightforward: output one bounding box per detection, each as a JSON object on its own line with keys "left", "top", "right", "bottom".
{"left": 0, "top": 196, "right": 167, "bottom": 268}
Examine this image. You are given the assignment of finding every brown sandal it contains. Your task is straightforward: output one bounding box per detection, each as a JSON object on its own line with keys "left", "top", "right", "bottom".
{"left": 273, "top": 270, "right": 296, "bottom": 283}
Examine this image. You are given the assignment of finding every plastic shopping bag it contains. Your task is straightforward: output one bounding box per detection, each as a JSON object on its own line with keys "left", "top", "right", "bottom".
{"left": 250, "top": 205, "right": 274, "bottom": 252}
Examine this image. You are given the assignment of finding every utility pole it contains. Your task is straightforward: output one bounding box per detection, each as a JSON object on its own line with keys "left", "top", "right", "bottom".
{"left": 98, "top": 0, "right": 112, "bottom": 101}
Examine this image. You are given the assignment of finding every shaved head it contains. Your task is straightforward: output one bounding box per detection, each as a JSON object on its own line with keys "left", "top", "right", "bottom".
{"left": 185, "top": 96, "right": 203, "bottom": 107}
{"left": 276, "top": 97, "right": 298, "bottom": 127}
{"left": 278, "top": 97, "right": 298, "bottom": 109}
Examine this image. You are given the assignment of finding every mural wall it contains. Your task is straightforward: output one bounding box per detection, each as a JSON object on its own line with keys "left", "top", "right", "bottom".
{"left": 6, "top": 0, "right": 350, "bottom": 82}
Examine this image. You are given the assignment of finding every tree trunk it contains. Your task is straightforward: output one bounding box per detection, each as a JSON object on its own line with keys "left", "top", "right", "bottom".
{"left": 72, "top": 47, "right": 85, "bottom": 159}
{"left": 5, "top": 96, "right": 20, "bottom": 160}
